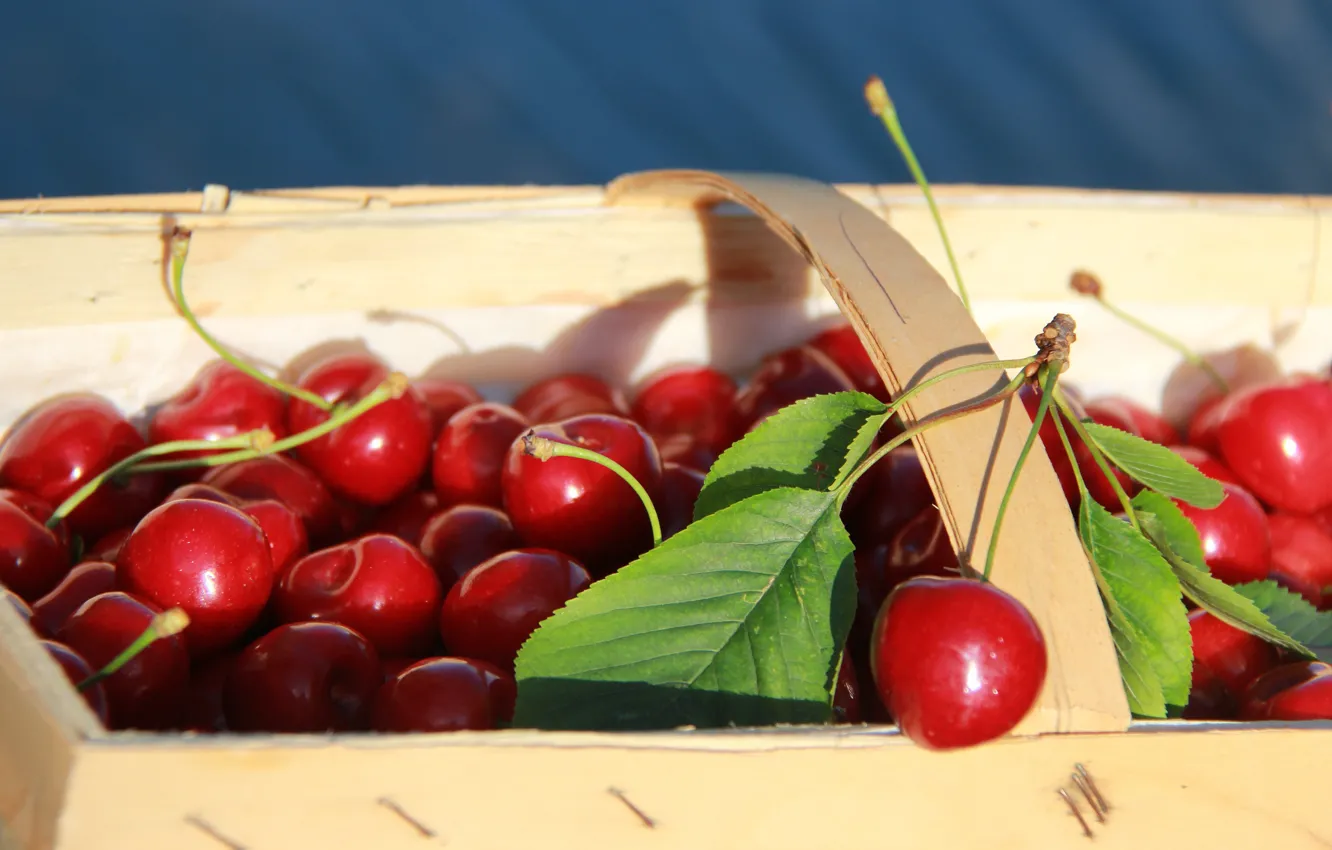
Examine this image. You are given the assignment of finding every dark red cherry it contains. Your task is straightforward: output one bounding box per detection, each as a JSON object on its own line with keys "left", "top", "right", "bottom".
{"left": 734, "top": 346, "right": 856, "bottom": 431}
{"left": 845, "top": 445, "right": 933, "bottom": 550}
{"left": 30, "top": 560, "right": 117, "bottom": 638}
{"left": 181, "top": 653, "right": 235, "bottom": 732}
{"left": 1240, "top": 661, "right": 1332, "bottom": 721}
{"left": 439, "top": 548, "right": 591, "bottom": 672}
{"left": 513, "top": 373, "right": 629, "bottom": 424}
{"left": 806, "top": 323, "right": 890, "bottom": 403}
{"left": 147, "top": 359, "right": 287, "bottom": 473}
{"left": 241, "top": 498, "right": 310, "bottom": 577}
{"left": 286, "top": 353, "right": 433, "bottom": 506}
{"left": 1175, "top": 481, "right": 1271, "bottom": 586}
{"left": 273, "top": 534, "right": 443, "bottom": 657}
{"left": 411, "top": 377, "right": 484, "bottom": 435}
{"left": 117, "top": 498, "right": 274, "bottom": 658}
{"left": 432, "top": 403, "right": 530, "bottom": 509}
{"left": 83, "top": 527, "right": 132, "bottom": 564}
{"left": 653, "top": 432, "right": 720, "bottom": 475}
{"left": 658, "top": 463, "right": 706, "bottom": 541}
{"left": 224, "top": 621, "right": 382, "bottom": 733}
{"left": 371, "top": 656, "right": 505, "bottom": 732}
{"left": 870, "top": 577, "right": 1047, "bottom": 750}
{"left": 630, "top": 365, "right": 742, "bottom": 456}
{"left": 0, "top": 488, "right": 70, "bottom": 602}
{"left": 3, "top": 585, "right": 32, "bottom": 623}
{"left": 0, "top": 394, "right": 165, "bottom": 540}
{"left": 202, "top": 454, "right": 340, "bottom": 546}
{"left": 418, "top": 505, "right": 523, "bottom": 593}
{"left": 1265, "top": 513, "right": 1332, "bottom": 609}
{"left": 40, "top": 639, "right": 110, "bottom": 725}
{"left": 501, "top": 414, "right": 663, "bottom": 575}
{"left": 367, "top": 490, "right": 441, "bottom": 547}
{"left": 57, "top": 591, "right": 190, "bottom": 730}
{"left": 1188, "top": 608, "right": 1279, "bottom": 705}
{"left": 1018, "top": 383, "right": 1139, "bottom": 512}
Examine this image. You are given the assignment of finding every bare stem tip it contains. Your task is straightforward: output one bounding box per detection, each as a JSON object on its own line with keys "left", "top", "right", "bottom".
{"left": 864, "top": 76, "right": 892, "bottom": 116}
{"left": 522, "top": 431, "right": 556, "bottom": 462}
{"left": 1069, "top": 269, "right": 1103, "bottom": 299}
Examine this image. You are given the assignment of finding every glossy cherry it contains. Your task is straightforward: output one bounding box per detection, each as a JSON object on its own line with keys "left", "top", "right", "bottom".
{"left": 733, "top": 346, "right": 856, "bottom": 432}
{"left": 286, "top": 352, "right": 433, "bottom": 506}
{"left": 202, "top": 454, "right": 341, "bottom": 546}
{"left": 29, "top": 560, "right": 117, "bottom": 638}
{"left": 117, "top": 498, "right": 274, "bottom": 658}
{"left": 1174, "top": 481, "right": 1271, "bottom": 586}
{"left": 0, "top": 488, "right": 70, "bottom": 602}
{"left": 83, "top": 527, "right": 132, "bottom": 564}
{"left": 418, "top": 505, "right": 523, "bottom": 593}
{"left": 806, "top": 323, "right": 890, "bottom": 403}
{"left": 432, "top": 402, "right": 530, "bottom": 509}
{"left": 629, "top": 365, "right": 742, "bottom": 457}
{"left": 57, "top": 591, "right": 190, "bottom": 730}
{"left": 513, "top": 373, "right": 629, "bottom": 424}
{"left": 163, "top": 483, "right": 310, "bottom": 577}
{"left": 870, "top": 576, "right": 1047, "bottom": 750}
{"left": 367, "top": 490, "right": 441, "bottom": 547}
{"left": 41, "top": 639, "right": 110, "bottom": 725}
{"left": 0, "top": 394, "right": 165, "bottom": 540}
{"left": 1265, "top": 513, "right": 1332, "bottom": 609}
{"left": 371, "top": 656, "right": 511, "bottom": 732}
{"left": 224, "top": 621, "right": 382, "bottom": 733}
{"left": 147, "top": 359, "right": 287, "bottom": 472}
{"left": 411, "top": 377, "right": 484, "bottom": 435}
{"left": 1240, "top": 661, "right": 1332, "bottom": 721}
{"left": 439, "top": 548, "right": 592, "bottom": 672}
{"left": 1183, "top": 609, "right": 1279, "bottom": 720}
{"left": 272, "top": 533, "right": 443, "bottom": 657}
{"left": 658, "top": 462, "right": 706, "bottom": 541}
{"left": 1212, "top": 376, "right": 1332, "bottom": 514}
{"left": 501, "top": 414, "right": 663, "bottom": 574}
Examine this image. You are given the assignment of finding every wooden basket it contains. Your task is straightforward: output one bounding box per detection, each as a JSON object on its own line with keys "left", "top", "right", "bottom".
{"left": 1, "top": 171, "right": 1331, "bottom": 850}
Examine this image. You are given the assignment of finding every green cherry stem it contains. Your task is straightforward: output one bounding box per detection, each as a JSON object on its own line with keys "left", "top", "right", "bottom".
{"left": 980, "top": 364, "right": 1060, "bottom": 582}
{"left": 522, "top": 432, "right": 663, "bottom": 548}
{"left": 865, "top": 76, "right": 972, "bottom": 314}
{"left": 886, "top": 356, "right": 1036, "bottom": 419}
{"left": 46, "top": 432, "right": 272, "bottom": 530}
{"left": 1046, "top": 402, "right": 1090, "bottom": 498}
{"left": 169, "top": 229, "right": 334, "bottom": 412}
{"left": 132, "top": 374, "right": 407, "bottom": 474}
{"left": 77, "top": 608, "right": 190, "bottom": 692}
{"left": 1052, "top": 386, "right": 1140, "bottom": 528}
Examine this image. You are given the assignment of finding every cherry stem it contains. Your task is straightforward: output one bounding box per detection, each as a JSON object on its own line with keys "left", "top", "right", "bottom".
{"left": 1052, "top": 387, "right": 1141, "bottom": 529}
{"left": 46, "top": 432, "right": 272, "bottom": 529}
{"left": 1070, "top": 270, "right": 1229, "bottom": 394}
{"left": 1046, "top": 402, "right": 1090, "bottom": 498}
{"left": 887, "top": 356, "right": 1035, "bottom": 417}
{"left": 521, "top": 433, "right": 663, "bottom": 548}
{"left": 169, "top": 229, "right": 335, "bottom": 412}
{"left": 865, "top": 76, "right": 971, "bottom": 314}
{"left": 132, "top": 374, "right": 407, "bottom": 474}
{"left": 76, "top": 607, "right": 190, "bottom": 692}
{"left": 980, "top": 365, "right": 1061, "bottom": 583}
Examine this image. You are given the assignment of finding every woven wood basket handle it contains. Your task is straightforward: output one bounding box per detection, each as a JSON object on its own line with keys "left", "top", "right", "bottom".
{"left": 606, "top": 169, "right": 1131, "bottom": 735}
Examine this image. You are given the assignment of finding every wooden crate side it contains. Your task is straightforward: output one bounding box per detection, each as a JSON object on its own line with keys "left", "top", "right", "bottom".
{"left": 56, "top": 725, "right": 1332, "bottom": 850}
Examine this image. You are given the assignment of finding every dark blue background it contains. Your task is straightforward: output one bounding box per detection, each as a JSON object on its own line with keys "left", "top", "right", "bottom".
{"left": 2, "top": 0, "right": 1330, "bottom": 198}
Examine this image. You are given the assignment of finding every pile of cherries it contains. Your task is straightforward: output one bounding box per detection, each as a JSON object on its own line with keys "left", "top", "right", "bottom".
{"left": 3, "top": 312, "right": 1331, "bottom": 740}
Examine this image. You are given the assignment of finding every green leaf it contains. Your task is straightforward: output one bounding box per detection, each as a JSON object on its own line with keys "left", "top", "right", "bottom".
{"left": 512, "top": 486, "right": 856, "bottom": 731}
{"left": 1131, "top": 491, "right": 1314, "bottom": 658}
{"left": 1233, "top": 580, "right": 1332, "bottom": 649}
{"left": 1107, "top": 609, "right": 1167, "bottom": 717}
{"left": 694, "top": 391, "right": 889, "bottom": 521}
{"left": 1081, "top": 421, "right": 1225, "bottom": 509}
{"left": 1079, "top": 498, "right": 1192, "bottom": 713}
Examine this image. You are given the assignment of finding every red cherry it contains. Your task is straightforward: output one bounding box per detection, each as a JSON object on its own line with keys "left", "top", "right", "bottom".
{"left": 367, "top": 490, "right": 441, "bottom": 547}
{"left": 1212, "top": 376, "right": 1332, "bottom": 514}
{"left": 3, "top": 585, "right": 32, "bottom": 623}
{"left": 870, "top": 576, "right": 1048, "bottom": 750}
{"left": 658, "top": 463, "right": 706, "bottom": 541}
{"left": 629, "top": 365, "right": 741, "bottom": 456}
{"left": 845, "top": 445, "right": 933, "bottom": 550}
{"left": 371, "top": 657, "right": 504, "bottom": 732}
{"left": 806, "top": 323, "right": 890, "bottom": 403}
{"left": 851, "top": 504, "right": 960, "bottom": 651}
{"left": 513, "top": 373, "right": 628, "bottom": 424}
{"left": 1188, "top": 609, "right": 1279, "bottom": 703}
{"left": 57, "top": 591, "right": 190, "bottom": 730}
{"left": 653, "top": 433, "right": 720, "bottom": 475}
{"left": 0, "top": 394, "right": 165, "bottom": 540}
{"left": 1240, "top": 661, "right": 1332, "bottom": 721}
{"left": 273, "top": 534, "right": 443, "bottom": 657}
{"left": 30, "top": 560, "right": 117, "bottom": 638}
{"left": 832, "top": 656, "right": 863, "bottom": 724}
{"left": 476, "top": 657, "right": 517, "bottom": 724}
{"left": 0, "top": 488, "right": 71, "bottom": 602}
{"left": 1085, "top": 395, "right": 1179, "bottom": 446}
{"left": 418, "top": 505, "right": 523, "bottom": 593}
{"left": 1175, "top": 481, "right": 1271, "bottom": 585}
{"left": 1186, "top": 394, "right": 1227, "bottom": 453}
{"left": 1167, "top": 445, "right": 1241, "bottom": 486}
{"left": 147, "top": 360, "right": 287, "bottom": 473}
{"left": 83, "top": 527, "right": 132, "bottom": 564}
{"left": 380, "top": 656, "right": 420, "bottom": 681}
{"left": 163, "top": 482, "right": 238, "bottom": 505}
{"left": 411, "top": 377, "right": 483, "bottom": 435}
{"left": 182, "top": 653, "right": 236, "bottom": 732}
{"left": 501, "top": 414, "right": 663, "bottom": 574}
{"left": 734, "top": 346, "right": 856, "bottom": 431}
{"left": 202, "top": 455, "right": 340, "bottom": 546}
{"left": 286, "top": 353, "right": 433, "bottom": 506}
{"left": 117, "top": 499, "right": 274, "bottom": 658}
{"left": 439, "top": 548, "right": 591, "bottom": 672}
{"left": 1265, "top": 513, "right": 1332, "bottom": 609}
{"left": 240, "top": 498, "right": 310, "bottom": 577}
{"left": 40, "top": 639, "right": 110, "bottom": 725}
{"left": 432, "top": 403, "right": 531, "bottom": 509}
{"left": 224, "top": 621, "right": 382, "bottom": 732}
